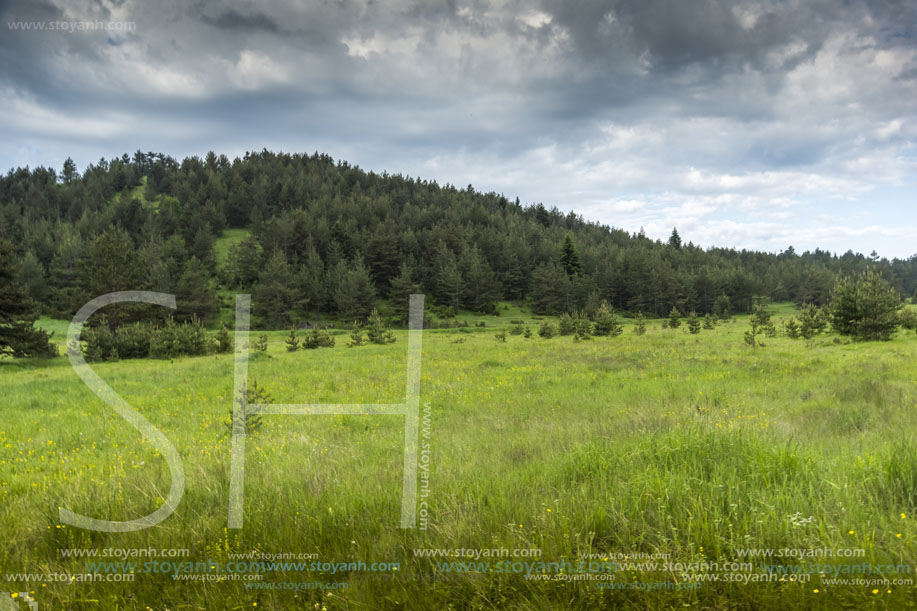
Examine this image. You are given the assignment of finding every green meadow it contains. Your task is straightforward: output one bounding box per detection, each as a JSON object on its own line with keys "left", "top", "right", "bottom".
{"left": 2, "top": 307, "right": 916, "bottom": 609}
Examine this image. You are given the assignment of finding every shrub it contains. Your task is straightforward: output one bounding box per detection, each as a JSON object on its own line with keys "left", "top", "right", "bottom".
{"left": 830, "top": 270, "right": 902, "bottom": 341}
{"left": 215, "top": 324, "right": 233, "bottom": 354}
{"left": 149, "top": 317, "right": 211, "bottom": 358}
{"left": 366, "top": 308, "right": 395, "bottom": 344}
{"left": 593, "top": 301, "right": 622, "bottom": 336}
{"left": 784, "top": 318, "right": 800, "bottom": 339}
{"left": 523, "top": 326, "right": 532, "bottom": 339}
{"left": 431, "top": 304, "right": 456, "bottom": 319}
{"left": 252, "top": 333, "right": 269, "bottom": 352}
{"left": 508, "top": 322, "right": 525, "bottom": 335}
{"left": 538, "top": 321, "right": 556, "bottom": 338}
{"left": 303, "top": 329, "right": 335, "bottom": 349}
{"left": 82, "top": 317, "right": 115, "bottom": 361}
{"left": 797, "top": 304, "right": 823, "bottom": 339}
{"left": 899, "top": 308, "right": 917, "bottom": 330}
{"left": 285, "top": 328, "right": 299, "bottom": 351}
{"left": 633, "top": 312, "right": 647, "bottom": 335}
{"left": 348, "top": 321, "right": 365, "bottom": 347}
{"left": 687, "top": 311, "right": 701, "bottom": 334}
{"left": 227, "top": 380, "right": 268, "bottom": 436}
{"left": 558, "top": 313, "right": 576, "bottom": 335}
{"left": 668, "top": 307, "right": 682, "bottom": 329}
{"left": 573, "top": 310, "right": 592, "bottom": 340}
{"left": 494, "top": 330, "right": 507, "bottom": 342}
{"left": 744, "top": 304, "right": 772, "bottom": 348}
{"left": 703, "top": 314, "right": 715, "bottom": 330}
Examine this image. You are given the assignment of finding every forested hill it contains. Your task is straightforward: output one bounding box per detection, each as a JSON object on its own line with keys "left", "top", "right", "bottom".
{"left": 1, "top": 150, "right": 915, "bottom": 327}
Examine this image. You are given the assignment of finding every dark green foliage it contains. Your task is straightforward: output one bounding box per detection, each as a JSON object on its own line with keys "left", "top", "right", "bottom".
{"left": 530, "top": 263, "right": 572, "bottom": 315}
{"left": 253, "top": 333, "right": 269, "bottom": 352}
{"left": 175, "top": 257, "right": 219, "bottom": 323}
{"left": 558, "top": 313, "right": 576, "bottom": 335}
{"left": 743, "top": 304, "right": 772, "bottom": 348}
{"left": 830, "top": 270, "right": 902, "bottom": 341}
{"left": 573, "top": 310, "right": 592, "bottom": 340}
{"left": 703, "top": 314, "right": 715, "bottom": 330}
{"left": 366, "top": 308, "right": 395, "bottom": 344}
{"left": 713, "top": 294, "right": 732, "bottom": 319}
{"left": 460, "top": 246, "right": 502, "bottom": 312}
{"left": 559, "top": 235, "right": 582, "bottom": 276}
{"left": 348, "top": 321, "right": 365, "bottom": 347}
{"left": 668, "top": 306, "right": 682, "bottom": 329}
{"left": 114, "top": 322, "right": 154, "bottom": 359}
{"left": 215, "top": 324, "right": 233, "bottom": 354}
{"left": 668, "top": 228, "right": 682, "bottom": 250}
{"left": 687, "top": 311, "right": 701, "bottom": 334}
{"left": 538, "top": 321, "right": 557, "bottom": 338}
{"left": 593, "top": 301, "right": 623, "bottom": 337}
{"left": 334, "top": 257, "right": 376, "bottom": 323}
{"left": 523, "top": 326, "right": 532, "bottom": 339}
{"left": 797, "top": 304, "right": 827, "bottom": 339}
{"left": 900, "top": 308, "right": 917, "bottom": 330}
{"left": 0, "top": 238, "right": 56, "bottom": 358}
{"left": 227, "top": 380, "right": 268, "bottom": 435}
{"left": 634, "top": 312, "right": 647, "bottom": 335}
{"left": 82, "top": 320, "right": 115, "bottom": 362}
{"left": 784, "top": 318, "right": 800, "bottom": 339}
{"left": 508, "top": 322, "right": 525, "bottom": 336}
{"left": 302, "top": 329, "right": 335, "bottom": 349}
{"left": 254, "top": 250, "right": 297, "bottom": 329}
{"left": 285, "top": 328, "right": 299, "bottom": 351}
{"left": 5, "top": 149, "right": 917, "bottom": 331}
{"left": 388, "top": 262, "right": 421, "bottom": 324}
{"left": 493, "top": 330, "right": 507, "bottom": 342}
{"left": 148, "top": 317, "right": 211, "bottom": 358}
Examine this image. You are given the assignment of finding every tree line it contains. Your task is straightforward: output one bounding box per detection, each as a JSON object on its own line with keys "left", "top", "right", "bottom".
{"left": 1, "top": 150, "right": 915, "bottom": 339}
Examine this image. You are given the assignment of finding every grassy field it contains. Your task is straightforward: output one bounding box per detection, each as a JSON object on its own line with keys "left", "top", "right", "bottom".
{"left": 3, "top": 307, "right": 917, "bottom": 609}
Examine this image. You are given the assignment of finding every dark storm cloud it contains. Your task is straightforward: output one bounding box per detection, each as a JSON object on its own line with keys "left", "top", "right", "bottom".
{"left": 199, "top": 9, "right": 281, "bottom": 33}
{"left": 0, "top": 0, "right": 914, "bottom": 255}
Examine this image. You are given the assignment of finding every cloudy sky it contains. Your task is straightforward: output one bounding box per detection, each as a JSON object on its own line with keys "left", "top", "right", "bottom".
{"left": 1, "top": 0, "right": 915, "bottom": 258}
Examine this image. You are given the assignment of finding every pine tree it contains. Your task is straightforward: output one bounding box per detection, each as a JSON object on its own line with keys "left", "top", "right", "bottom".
{"left": 593, "top": 301, "right": 622, "bottom": 336}
{"left": 348, "top": 321, "right": 365, "bottom": 347}
{"left": 253, "top": 250, "right": 297, "bottom": 328}
{"left": 0, "top": 239, "right": 56, "bottom": 358}
{"left": 285, "top": 328, "right": 299, "bottom": 351}
{"left": 687, "top": 311, "right": 701, "bottom": 334}
{"left": 668, "top": 306, "right": 682, "bottom": 329}
{"left": 538, "top": 321, "right": 557, "bottom": 338}
{"left": 668, "top": 228, "right": 682, "bottom": 250}
{"left": 174, "top": 257, "right": 219, "bottom": 323}
{"left": 215, "top": 324, "right": 233, "bottom": 353}
{"left": 84, "top": 226, "right": 145, "bottom": 328}
{"left": 530, "top": 263, "right": 572, "bottom": 315}
{"left": 460, "top": 246, "right": 501, "bottom": 312}
{"left": 388, "top": 261, "right": 421, "bottom": 324}
{"left": 366, "top": 308, "right": 395, "bottom": 344}
{"left": 784, "top": 318, "right": 800, "bottom": 339}
{"left": 334, "top": 256, "right": 376, "bottom": 322}
{"left": 559, "top": 235, "right": 582, "bottom": 276}
{"left": 830, "top": 270, "right": 901, "bottom": 341}
{"left": 703, "top": 314, "right": 715, "bottom": 329}
{"left": 634, "top": 312, "right": 647, "bottom": 335}
{"left": 713, "top": 293, "right": 732, "bottom": 319}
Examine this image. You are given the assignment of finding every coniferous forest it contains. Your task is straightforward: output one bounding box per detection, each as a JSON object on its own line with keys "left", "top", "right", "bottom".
{"left": 2, "top": 150, "right": 916, "bottom": 330}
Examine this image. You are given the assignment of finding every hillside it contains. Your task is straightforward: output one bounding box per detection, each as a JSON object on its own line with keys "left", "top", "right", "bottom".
{"left": 1, "top": 150, "right": 915, "bottom": 327}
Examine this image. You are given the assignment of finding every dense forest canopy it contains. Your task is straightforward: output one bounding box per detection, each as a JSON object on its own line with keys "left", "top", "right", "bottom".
{"left": 1, "top": 150, "right": 914, "bottom": 328}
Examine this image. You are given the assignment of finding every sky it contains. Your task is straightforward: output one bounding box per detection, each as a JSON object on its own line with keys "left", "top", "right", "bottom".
{"left": 1, "top": 0, "right": 915, "bottom": 258}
